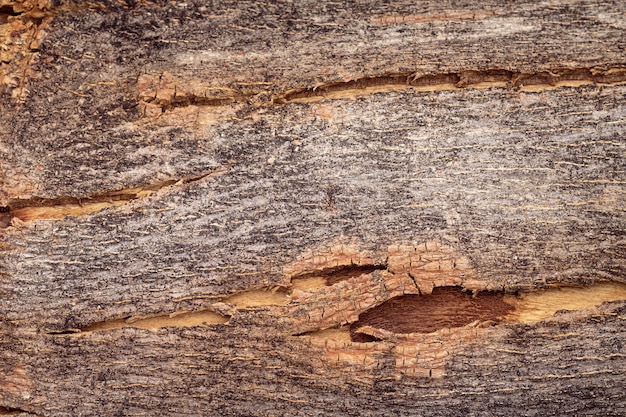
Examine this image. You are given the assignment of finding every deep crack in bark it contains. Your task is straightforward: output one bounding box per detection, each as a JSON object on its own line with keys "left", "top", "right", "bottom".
{"left": 140, "top": 67, "right": 626, "bottom": 113}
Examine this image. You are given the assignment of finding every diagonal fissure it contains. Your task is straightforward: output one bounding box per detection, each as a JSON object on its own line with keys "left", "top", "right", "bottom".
{"left": 0, "top": 168, "right": 226, "bottom": 228}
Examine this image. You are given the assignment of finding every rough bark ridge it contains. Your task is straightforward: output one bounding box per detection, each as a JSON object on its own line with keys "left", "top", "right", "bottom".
{"left": 1, "top": 1, "right": 626, "bottom": 416}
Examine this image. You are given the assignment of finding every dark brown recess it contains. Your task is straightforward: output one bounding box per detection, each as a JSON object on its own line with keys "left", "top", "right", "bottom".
{"left": 0, "top": 405, "right": 26, "bottom": 415}
{"left": 0, "top": 5, "right": 19, "bottom": 24}
{"left": 350, "top": 286, "right": 513, "bottom": 342}
{"left": 292, "top": 264, "right": 387, "bottom": 286}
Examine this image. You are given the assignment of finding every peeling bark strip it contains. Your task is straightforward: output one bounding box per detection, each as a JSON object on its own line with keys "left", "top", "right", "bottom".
{"left": 3, "top": 0, "right": 626, "bottom": 415}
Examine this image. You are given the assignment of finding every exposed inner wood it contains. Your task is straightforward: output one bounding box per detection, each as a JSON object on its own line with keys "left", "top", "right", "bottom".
{"left": 2, "top": 189, "right": 157, "bottom": 226}
{"left": 350, "top": 287, "right": 512, "bottom": 341}
{"left": 290, "top": 276, "right": 328, "bottom": 291}
{"left": 0, "top": 405, "right": 23, "bottom": 415}
{"left": 504, "top": 282, "right": 626, "bottom": 324}
{"left": 334, "top": 282, "right": 626, "bottom": 342}
{"left": 50, "top": 281, "right": 626, "bottom": 339}
{"left": 0, "top": 406, "right": 30, "bottom": 416}
{"left": 0, "top": 4, "right": 20, "bottom": 20}
{"left": 0, "top": 193, "right": 151, "bottom": 227}
{"left": 281, "top": 68, "right": 626, "bottom": 102}
{"left": 48, "top": 288, "right": 290, "bottom": 336}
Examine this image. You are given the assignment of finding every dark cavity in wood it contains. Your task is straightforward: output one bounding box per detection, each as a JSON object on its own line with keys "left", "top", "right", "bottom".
{"left": 292, "top": 264, "right": 387, "bottom": 286}
{"left": 0, "top": 405, "right": 30, "bottom": 415}
{"left": 0, "top": 5, "right": 20, "bottom": 24}
{"left": 350, "top": 286, "right": 514, "bottom": 342}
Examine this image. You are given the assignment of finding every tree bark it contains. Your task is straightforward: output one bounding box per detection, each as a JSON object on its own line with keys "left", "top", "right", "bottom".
{"left": 1, "top": 1, "right": 626, "bottom": 416}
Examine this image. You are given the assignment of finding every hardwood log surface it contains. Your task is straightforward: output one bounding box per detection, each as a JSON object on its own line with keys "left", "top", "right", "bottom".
{"left": 1, "top": 0, "right": 626, "bottom": 416}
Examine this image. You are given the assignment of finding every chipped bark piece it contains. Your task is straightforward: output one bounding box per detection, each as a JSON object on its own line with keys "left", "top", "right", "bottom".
{"left": 2, "top": 0, "right": 626, "bottom": 416}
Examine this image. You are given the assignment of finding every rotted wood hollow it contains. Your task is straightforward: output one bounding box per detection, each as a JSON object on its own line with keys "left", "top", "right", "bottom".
{"left": 1, "top": 0, "right": 626, "bottom": 416}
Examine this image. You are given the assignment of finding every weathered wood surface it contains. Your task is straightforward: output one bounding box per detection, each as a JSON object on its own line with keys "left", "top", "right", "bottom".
{"left": 1, "top": 0, "right": 626, "bottom": 416}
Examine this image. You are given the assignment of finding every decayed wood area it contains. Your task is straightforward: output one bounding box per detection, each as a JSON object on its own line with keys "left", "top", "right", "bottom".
{"left": 1, "top": 0, "right": 626, "bottom": 415}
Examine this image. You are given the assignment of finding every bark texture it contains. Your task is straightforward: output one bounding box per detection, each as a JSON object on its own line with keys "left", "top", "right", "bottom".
{"left": 1, "top": 1, "right": 626, "bottom": 416}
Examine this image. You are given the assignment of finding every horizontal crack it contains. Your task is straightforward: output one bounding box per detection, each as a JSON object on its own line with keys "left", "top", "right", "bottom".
{"left": 0, "top": 168, "right": 226, "bottom": 228}
{"left": 141, "top": 67, "right": 626, "bottom": 113}
{"left": 503, "top": 281, "right": 626, "bottom": 324}
{"left": 222, "top": 287, "right": 290, "bottom": 308}
{"left": 48, "top": 286, "right": 288, "bottom": 336}
{"left": 47, "top": 309, "right": 229, "bottom": 336}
